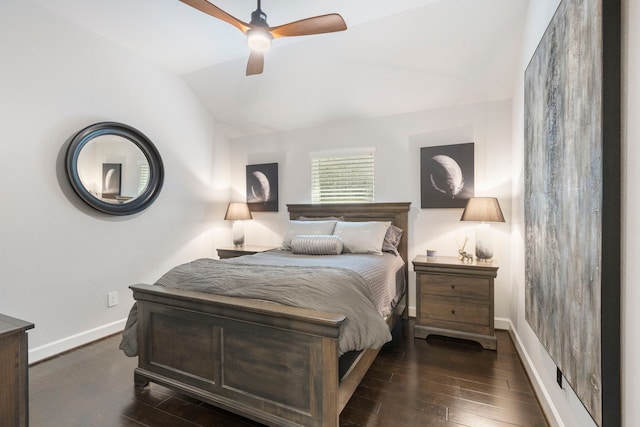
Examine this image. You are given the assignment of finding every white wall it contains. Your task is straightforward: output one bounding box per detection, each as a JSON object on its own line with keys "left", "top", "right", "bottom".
{"left": 511, "top": 1, "right": 636, "bottom": 426}
{"left": 229, "top": 100, "right": 513, "bottom": 321}
{"left": 622, "top": 1, "right": 639, "bottom": 425}
{"left": 0, "top": 1, "right": 231, "bottom": 362}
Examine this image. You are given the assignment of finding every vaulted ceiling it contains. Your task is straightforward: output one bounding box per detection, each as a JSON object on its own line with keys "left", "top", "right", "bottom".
{"left": 31, "top": 0, "right": 529, "bottom": 137}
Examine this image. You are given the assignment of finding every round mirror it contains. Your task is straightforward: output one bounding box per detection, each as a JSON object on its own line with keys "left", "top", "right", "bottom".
{"left": 65, "top": 122, "right": 164, "bottom": 215}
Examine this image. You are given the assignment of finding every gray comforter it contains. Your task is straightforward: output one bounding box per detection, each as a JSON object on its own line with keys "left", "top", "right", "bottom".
{"left": 224, "top": 250, "right": 406, "bottom": 317}
{"left": 120, "top": 258, "right": 392, "bottom": 356}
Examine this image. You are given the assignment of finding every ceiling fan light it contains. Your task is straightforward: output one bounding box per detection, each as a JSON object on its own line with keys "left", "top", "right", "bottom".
{"left": 247, "top": 29, "right": 272, "bottom": 52}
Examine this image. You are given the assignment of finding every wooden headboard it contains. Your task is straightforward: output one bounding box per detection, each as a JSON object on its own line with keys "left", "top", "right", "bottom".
{"left": 287, "top": 202, "right": 411, "bottom": 268}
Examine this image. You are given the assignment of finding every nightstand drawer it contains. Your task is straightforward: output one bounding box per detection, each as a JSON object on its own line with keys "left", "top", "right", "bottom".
{"left": 420, "top": 295, "right": 490, "bottom": 327}
{"left": 419, "top": 274, "right": 489, "bottom": 301}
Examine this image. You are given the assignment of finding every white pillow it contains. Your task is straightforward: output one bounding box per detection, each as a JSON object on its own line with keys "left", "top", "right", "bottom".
{"left": 333, "top": 221, "right": 391, "bottom": 255}
{"left": 281, "top": 220, "right": 337, "bottom": 250}
{"left": 291, "top": 235, "right": 344, "bottom": 255}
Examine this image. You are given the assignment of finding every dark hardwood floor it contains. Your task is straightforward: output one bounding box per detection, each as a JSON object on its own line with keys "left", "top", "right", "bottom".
{"left": 29, "top": 320, "right": 548, "bottom": 426}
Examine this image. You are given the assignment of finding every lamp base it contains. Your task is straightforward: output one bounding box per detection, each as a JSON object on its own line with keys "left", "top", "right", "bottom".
{"left": 475, "top": 225, "right": 494, "bottom": 261}
{"left": 232, "top": 220, "right": 245, "bottom": 247}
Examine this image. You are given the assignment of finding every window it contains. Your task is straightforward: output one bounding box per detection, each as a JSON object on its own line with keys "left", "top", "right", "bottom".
{"left": 311, "top": 149, "right": 375, "bottom": 203}
{"left": 138, "top": 163, "right": 150, "bottom": 194}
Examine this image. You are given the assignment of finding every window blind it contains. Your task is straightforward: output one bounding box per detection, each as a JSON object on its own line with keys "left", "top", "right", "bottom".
{"left": 138, "top": 163, "right": 150, "bottom": 194}
{"left": 311, "top": 152, "right": 374, "bottom": 203}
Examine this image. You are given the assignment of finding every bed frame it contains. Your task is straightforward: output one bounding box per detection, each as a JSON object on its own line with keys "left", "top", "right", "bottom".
{"left": 130, "top": 202, "right": 410, "bottom": 427}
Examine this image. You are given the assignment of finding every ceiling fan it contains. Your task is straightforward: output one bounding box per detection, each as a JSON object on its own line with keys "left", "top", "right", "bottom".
{"left": 180, "top": 0, "right": 347, "bottom": 76}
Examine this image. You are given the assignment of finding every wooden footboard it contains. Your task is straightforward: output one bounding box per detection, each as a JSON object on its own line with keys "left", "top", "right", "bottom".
{"left": 132, "top": 283, "right": 347, "bottom": 427}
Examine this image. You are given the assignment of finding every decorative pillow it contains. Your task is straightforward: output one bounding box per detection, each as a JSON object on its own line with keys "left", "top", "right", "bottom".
{"left": 382, "top": 225, "right": 403, "bottom": 256}
{"left": 281, "top": 220, "right": 338, "bottom": 250}
{"left": 291, "top": 235, "right": 344, "bottom": 255}
{"left": 333, "top": 221, "right": 391, "bottom": 255}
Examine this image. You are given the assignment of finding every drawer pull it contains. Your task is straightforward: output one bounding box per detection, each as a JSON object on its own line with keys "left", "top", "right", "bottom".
{"left": 451, "top": 309, "right": 456, "bottom": 315}
{"left": 451, "top": 285, "right": 456, "bottom": 290}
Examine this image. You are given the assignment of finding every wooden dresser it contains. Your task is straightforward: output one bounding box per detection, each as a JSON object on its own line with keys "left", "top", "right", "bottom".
{"left": 0, "top": 314, "right": 34, "bottom": 426}
{"left": 412, "top": 255, "right": 498, "bottom": 350}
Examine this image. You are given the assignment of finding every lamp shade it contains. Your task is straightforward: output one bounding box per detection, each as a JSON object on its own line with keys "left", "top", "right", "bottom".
{"left": 224, "top": 202, "right": 253, "bottom": 221}
{"left": 460, "top": 197, "right": 505, "bottom": 222}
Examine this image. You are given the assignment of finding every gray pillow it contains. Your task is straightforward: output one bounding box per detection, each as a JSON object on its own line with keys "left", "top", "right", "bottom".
{"left": 382, "top": 225, "right": 403, "bottom": 256}
{"left": 291, "top": 235, "right": 344, "bottom": 255}
{"left": 281, "top": 220, "right": 338, "bottom": 250}
{"left": 333, "top": 221, "right": 390, "bottom": 255}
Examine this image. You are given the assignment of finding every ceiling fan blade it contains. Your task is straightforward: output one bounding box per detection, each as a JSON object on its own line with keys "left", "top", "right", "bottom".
{"left": 246, "top": 51, "right": 264, "bottom": 76}
{"left": 180, "top": 0, "right": 250, "bottom": 33}
{"left": 270, "top": 14, "right": 347, "bottom": 39}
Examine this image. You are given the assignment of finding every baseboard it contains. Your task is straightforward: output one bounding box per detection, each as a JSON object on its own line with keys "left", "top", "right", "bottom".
{"left": 494, "top": 316, "right": 510, "bottom": 330}
{"left": 29, "top": 318, "right": 127, "bottom": 364}
{"left": 504, "top": 320, "right": 564, "bottom": 427}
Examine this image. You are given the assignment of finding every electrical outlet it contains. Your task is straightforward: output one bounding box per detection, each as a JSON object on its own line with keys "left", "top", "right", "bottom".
{"left": 556, "top": 367, "right": 564, "bottom": 389}
{"left": 107, "top": 291, "right": 119, "bottom": 307}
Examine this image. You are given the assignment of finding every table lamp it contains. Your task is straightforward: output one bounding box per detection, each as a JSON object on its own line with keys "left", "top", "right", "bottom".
{"left": 224, "top": 202, "right": 252, "bottom": 247}
{"left": 460, "top": 197, "right": 505, "bottom": 260}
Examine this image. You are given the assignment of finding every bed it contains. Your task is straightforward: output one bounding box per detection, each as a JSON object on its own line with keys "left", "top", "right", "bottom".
{"left": 124, "top": 202, "right": 410, "bottom": 427}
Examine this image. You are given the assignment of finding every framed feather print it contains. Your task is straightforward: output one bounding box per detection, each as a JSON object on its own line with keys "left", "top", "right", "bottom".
{"left": 101, "top": 163, "right": 121, "bottom": 200}
{"left": 420, "top": 143, "right": 474, "bottom": 208}
{"left": 246, "top": 163, "right": 278, "bottom": 212}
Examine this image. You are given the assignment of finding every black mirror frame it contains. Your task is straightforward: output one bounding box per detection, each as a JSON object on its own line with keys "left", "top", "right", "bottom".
{"left": 65, "top": 122, "right": 164, "bottom": 216}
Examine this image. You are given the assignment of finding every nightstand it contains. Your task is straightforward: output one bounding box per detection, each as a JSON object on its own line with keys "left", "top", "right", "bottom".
{"left": 217, "top": 245, "right": 279, "bottom": 259}
{"left": 412, "top": 255, "right": 498, "bottom": 350}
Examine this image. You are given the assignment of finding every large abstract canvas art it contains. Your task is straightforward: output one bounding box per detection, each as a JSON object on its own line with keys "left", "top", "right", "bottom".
{"left": 524, "top": 0, "right": 620, "bottom": 425}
